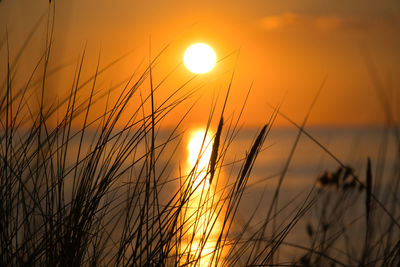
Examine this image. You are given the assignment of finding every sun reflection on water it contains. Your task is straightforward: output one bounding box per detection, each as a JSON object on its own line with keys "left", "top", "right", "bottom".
{"left": 186, "top": 129, "right": 213, "bottom": 189}
{"left": 179, "top": 128, "right": 225, "bottom": 266}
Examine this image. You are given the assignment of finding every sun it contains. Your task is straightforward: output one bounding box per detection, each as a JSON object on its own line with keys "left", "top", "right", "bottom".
{"left": 184, "top": 43, "right": 216, "bottom": 74}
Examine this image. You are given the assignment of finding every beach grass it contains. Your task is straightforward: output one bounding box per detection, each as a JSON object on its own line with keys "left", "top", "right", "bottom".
{"left": 1, "top": 12, "right": 400, "bottom": 267}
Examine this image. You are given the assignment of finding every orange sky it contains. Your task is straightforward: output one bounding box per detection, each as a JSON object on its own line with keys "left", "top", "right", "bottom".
{"left": 1, "top": 0, "right": 399, "bottom": 127}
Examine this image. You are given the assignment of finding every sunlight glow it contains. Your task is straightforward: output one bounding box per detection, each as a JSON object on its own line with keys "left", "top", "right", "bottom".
{"left": 184, "top": 43, "right": 216, "bottom": 74}
{"left": 187, "top": 129, "right": 213, "bottom": 189}
{"left": 180, "top": 128, "right": 226, "bottom": 266}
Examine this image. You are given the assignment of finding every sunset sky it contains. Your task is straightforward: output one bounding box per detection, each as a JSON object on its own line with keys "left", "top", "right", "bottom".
{"left": 1, "top": 0, "right": 399, "bottom": 127}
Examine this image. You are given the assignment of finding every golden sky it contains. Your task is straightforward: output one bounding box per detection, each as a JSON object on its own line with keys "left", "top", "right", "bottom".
{"left": 1, "top": 0, "right": 399, "bottom": 127}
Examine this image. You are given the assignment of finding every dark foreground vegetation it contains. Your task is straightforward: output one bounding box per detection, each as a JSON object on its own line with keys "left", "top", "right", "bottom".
{"left": 1, "top": 12, "right": 399, "bottom": 267}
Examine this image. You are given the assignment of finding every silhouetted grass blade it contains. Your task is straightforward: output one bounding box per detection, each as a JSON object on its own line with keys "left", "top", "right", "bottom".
{"left": 237, "top": 124, "right": 267, "bottom": 190}
{"left": 366, "top": 157, "right": 372, "bottom": 224}
{"left": 209, "top": 116, "right": 223, "bottom": 184}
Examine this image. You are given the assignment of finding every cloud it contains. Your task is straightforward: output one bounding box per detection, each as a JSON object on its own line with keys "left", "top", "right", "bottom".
{"left": 260, "top": 12, "right": 399, "bottom": 31}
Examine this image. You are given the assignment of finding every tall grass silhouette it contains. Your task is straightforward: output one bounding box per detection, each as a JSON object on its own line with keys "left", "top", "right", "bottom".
{"left": 1, "top": 10, "right": 399, "bottom": 267}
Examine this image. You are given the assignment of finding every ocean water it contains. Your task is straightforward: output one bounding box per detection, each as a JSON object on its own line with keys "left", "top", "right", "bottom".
{"left": 13, "top": 125, "right": 398, "bottom": 264}
{"left": 224, "top": 126, "right": 398, "bottom": 260}
{"left": 148, "top": 125, "right": 398, "bottom": 263}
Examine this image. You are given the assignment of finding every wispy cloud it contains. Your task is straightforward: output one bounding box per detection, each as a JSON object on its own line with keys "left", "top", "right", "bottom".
{"left": 260, "top": 12, "right": 399, "bottom": 31}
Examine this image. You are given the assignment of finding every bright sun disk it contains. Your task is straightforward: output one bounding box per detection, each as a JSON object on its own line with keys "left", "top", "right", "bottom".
{"left": 184, "top": 43, "right": 216, "bottom": 74}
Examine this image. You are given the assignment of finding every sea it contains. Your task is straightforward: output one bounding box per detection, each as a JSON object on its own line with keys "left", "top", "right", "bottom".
{"left": 152, "top": 125, "right": 399, "bottom": 264}
{"left": 18, "top": 125, "right": 399, "bottom": 264}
